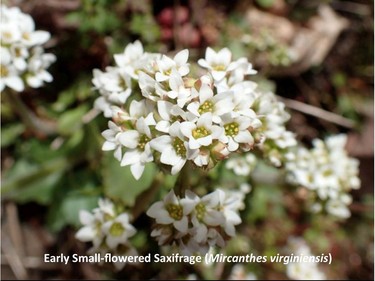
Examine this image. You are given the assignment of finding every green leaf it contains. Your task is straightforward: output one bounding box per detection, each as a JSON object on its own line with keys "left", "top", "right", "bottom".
{"left": 102, "top": 154, "right": 157, "bottom": 207}
{"left": 1, "top": 159, "right": 67, "bottom": 204}
{"left": 47, "top": 194, "right": 99, "bottom": 232}
{"left": 1, "top": 123, "right": 25, "bottom": 147}
{"left": 57, "top": 104, "right": 89, "bottom": 135}
{"left": 256, "top": 0, "right": 275, "bottom": 8}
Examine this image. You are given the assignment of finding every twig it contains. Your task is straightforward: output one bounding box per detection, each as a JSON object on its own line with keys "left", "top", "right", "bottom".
{"left": 5, "top": 203, "right": 25, "bottom": 258}
{"left": 277, "top": 95, "right": 356, "bottom": 129}
{"left": 5, "top": 90, "right": 57, "bottom": 136}
{"left": 1, "top": 235, "right": 28, "bottom": 280}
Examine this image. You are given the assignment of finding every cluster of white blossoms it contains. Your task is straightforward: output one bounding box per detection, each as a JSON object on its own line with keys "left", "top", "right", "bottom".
{"left": 225, "top": 153, "right": 257, "bottom": 176}
{"left": 0, "top": 5, "right": 56, "bottom": 92}
{"left": 75, "top": 198, "right": 137, "bottom": 270}
{"left": 286, "top": 237, "right": 326, "bottom": 280}
{"left": 95, "top": 41, "right": 295, "bottom": 180}
{"left": 146, "top": 188, "right": 246, "bottom": 254}
{"left": 285, "top": 134, "right": 360, "bottom": 219}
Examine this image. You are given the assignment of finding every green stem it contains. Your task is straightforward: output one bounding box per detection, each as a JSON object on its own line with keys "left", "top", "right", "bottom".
{"left": 131, "top": 172, "right": 163, "bottom": 221}
{"left": 4, "top": 89, "right": 57, "bottom": 136}
{"left": 175, "top": 161, "right": 192, "bottom": 197}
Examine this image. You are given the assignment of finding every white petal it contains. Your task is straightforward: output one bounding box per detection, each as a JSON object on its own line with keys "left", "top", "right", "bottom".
{"left": 211, "top": 70, "right": 226, "bottom": 81}
{"left": 121, "top": 150, "right": 141, "bottom": 166}
{"left": 174, "top": 49, "right": 189, "bottom": 64}
{"left": 180, "top": 122, "right": 195, "bottom": 137}
{"left": 171, "top": 158, "right": 186, "bottom": 175}
{"left": 75, "top": 226, "right": 96, "bottom": 242}
{"left": 234, "top": 130, "right": 253, "bottom": 143}
{"left": 157, "top": 101, "right": 172, "bottom": 120}
{"left": 150, "top": 135, "right": 171, "bottom": 152}
{"left": 118, "top": 131, "right": 139, "bottom": 148}
{"left": 197, "top": 135, "right": 212, "bottom": 146}
{"left": 102, "top": 141, "right": 116, "bottom": 151}
{"left": 130, "top": 162, "right": 145, "bottom": 180}
{"left": 79, "top": 210, "right": 94, "bottom": 225}
{"left": 173, "top": 216, "right": 188, "bottom": 233}
{"left": 7, "top": 76, "right": 24, "bottom": 92}
{"left": 199, "top": 84, "right": 213, "bottom": 103}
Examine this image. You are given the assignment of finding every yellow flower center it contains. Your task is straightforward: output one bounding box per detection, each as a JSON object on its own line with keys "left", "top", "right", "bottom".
{"left": 109, "top": 222, "right": 125, "bottom": 237}
{"left": 1, "top": 65, "right": 9, "bottom": 77}
{"left": 192, "top": 127, "right": 210, "bottom": 139}
{"left": 198, "top": 100, "right": 214, "bottom": 115}
{"left": 166, "top": 204, "right": 183, "bottom": 220}
{"left": 224, "top": 122, "right": 239, "bottom": 137}
{"left": 173, "top": 137, "right": 186, "bottom": 157}
{"left": 195, "top": 203, "right": 206, "bottom": 222}
{"left": 137, "top": 134, "right": 150, "bottom": 151}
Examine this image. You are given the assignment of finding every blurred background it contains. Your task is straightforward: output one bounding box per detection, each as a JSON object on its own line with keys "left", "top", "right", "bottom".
{"left": 1, "top": 0, "right": 373, "bottom": 280}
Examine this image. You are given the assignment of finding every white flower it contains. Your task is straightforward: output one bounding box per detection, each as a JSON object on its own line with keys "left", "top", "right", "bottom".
{"left": 155, "top": 49, "right": 190, "bottom": 82}
{"left": 167, "top": 70, "right": 196, "bottom": 107}
{"left": 0, "top": 5, "right": 55, "bottom": 92}
{"left": 0, "top": 63, "right": 24, "bottom": 92}
{"left": 26, "top": 47, "right": 56, "bottom": 88}
{"left": 186, "top": 83, "right": 234, "bottom": 123}
{"left": 113, "top": 40, "right": 145, "bottom": 78}
{"left": 75, "top": 210, "right": 103, "bottom": 248}
{"left": 147, "top": 190, "right": 196, "bottom": 233}
{"left": 225, "top": 153, "right": 257, "bottom": 176}
{"left": 119, "top": 117, "right": 154, "bottom": 180}
{"left": 150, "top": 121, "right": 198, "bottom": 174}
{"left": 102, "top": 121, "right": 124, "bottom": 161}
{"left": 155, "top": 100, "right": 194, "bottom": 133}
{"left": 92, "top": 68, "right": 132, "bottom": 105}
{"left": 102, "top": 213, "right": 137, "bottom": 249}
{"left": 219, "top": 114, "right": 256, "bottom": 152}
{"left": 217, "top": 189, "right": 243, "bottom": 237}
{"left": 285, "top": 134, "right": 360, "bottom": 218}
{"left": 198, "top": 47, "right": 233, "bottom": 82}
{"left": 75, "top": 198, "right": 138, "bottom": 271}
{"left": 180, "top": 113, "right": 224, "bottom": 150}
{"left": 187, "top": 190, "right": 225, "bottom": 243}
{"left": 286, "top": 237, "right": 326, "bottom": 280}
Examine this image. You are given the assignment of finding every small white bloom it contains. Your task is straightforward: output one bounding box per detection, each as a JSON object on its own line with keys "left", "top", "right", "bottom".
{"left": 219, "top": 114, "right": 256, "bottom": 152}
{"left": 198, "top": 47, "right": 233, "bottom": 82}
{"left": 186, "top": 83, "right": 234, "bottom": 123}
{"left": 180, "top": 113, "right": 224, "bottom": 150}
{"left": 102, "top": 213, "right": 137, "bottom": 249}
{"left": 119, "top": 117, "right": 154, "bottom": 180}
{"left": 155, "top": 49, "right": 190, "bottom": 82}
{"left": 147, "top": 190, "right": 196, "bottom": 233}
{"left": 150, "top": 121, "right": 198, "bottom": 174}
{"left": 225, "top": 153, "right": 257, "bottom": 176}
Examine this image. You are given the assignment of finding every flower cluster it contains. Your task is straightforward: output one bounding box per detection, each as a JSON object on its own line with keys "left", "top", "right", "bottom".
{"left": 285, "top": 237, "right": 326, "bottom": 280}
{"left": 75, "top": 198, "right": 137, "bottom": 270}
{"left": 146, "top": 188, "right": 246, "bottom": 254}
{"left": 95, "top": 41, "right": 294, "bottom": 180}
{"left": 285, "top": 134, "right": 360, "bottom": 218}
{"left": 225, "top": 153, "right": 257, "bottom": 176}
{"left": 0, "top": 5, "right": 55, "bottom": 92}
